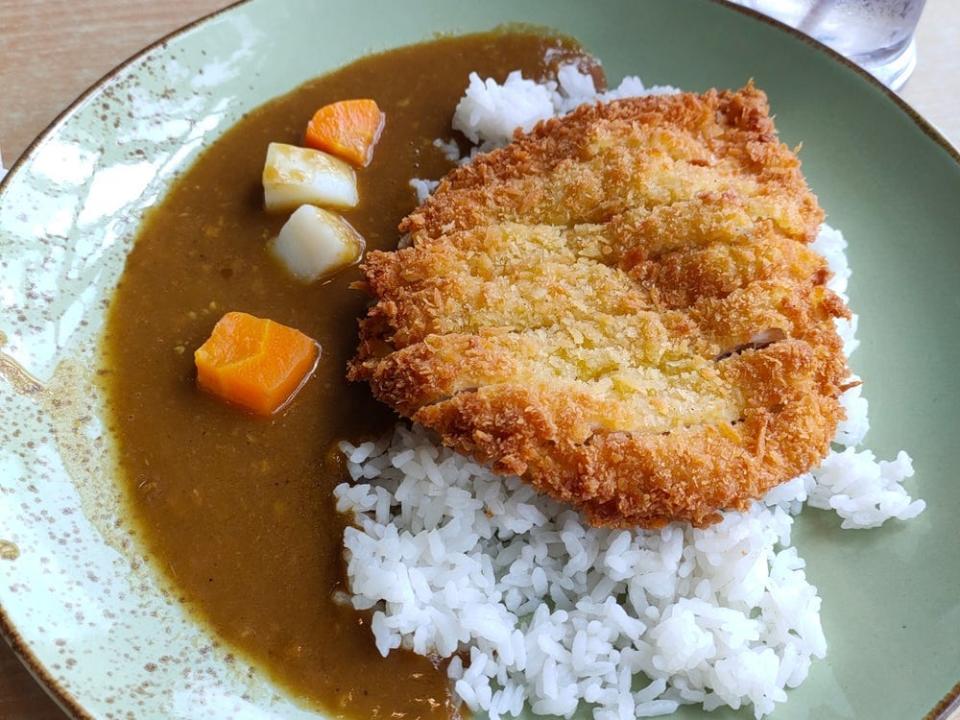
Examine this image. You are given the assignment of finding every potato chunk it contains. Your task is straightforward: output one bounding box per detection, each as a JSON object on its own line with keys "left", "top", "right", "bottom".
{"left": 271, "top": 205, "right": 365, "bottom": 282}
{"left": 262, "top": 142, "right": 358, "bottom": 212}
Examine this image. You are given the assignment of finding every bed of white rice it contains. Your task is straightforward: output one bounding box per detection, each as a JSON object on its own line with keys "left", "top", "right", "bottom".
{"left": 335, "top": 65, "right": 925, "bottom": 719}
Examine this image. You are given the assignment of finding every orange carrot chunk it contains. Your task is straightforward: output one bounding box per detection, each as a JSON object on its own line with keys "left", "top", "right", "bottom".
{"left": 304, "top": 99, "right": 385, "bottom": 168}
{"left": 194, "top": 311, "right": 320, "bottom": 416}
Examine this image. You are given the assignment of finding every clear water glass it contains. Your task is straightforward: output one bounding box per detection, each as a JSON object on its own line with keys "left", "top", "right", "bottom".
{"left": 729, "top": 0, "right": 927, "bottom": 90}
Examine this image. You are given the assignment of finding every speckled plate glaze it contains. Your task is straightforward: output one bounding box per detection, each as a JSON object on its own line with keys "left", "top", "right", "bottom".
{"left": 1, "top": 1, "right": 959, "bottom": 719}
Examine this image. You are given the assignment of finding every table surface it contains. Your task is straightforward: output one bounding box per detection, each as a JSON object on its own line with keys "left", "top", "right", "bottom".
{"left": 1, "top": 1, "right": 958, "bottom": 718}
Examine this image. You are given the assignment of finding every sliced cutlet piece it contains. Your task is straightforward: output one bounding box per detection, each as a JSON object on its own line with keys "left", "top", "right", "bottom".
{"left": 350, "top": 84, "right": 848, "bottom": 528}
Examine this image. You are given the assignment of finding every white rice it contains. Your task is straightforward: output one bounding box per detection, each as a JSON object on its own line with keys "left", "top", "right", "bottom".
{"left": 350, "top": 66, "right": 924, "bottom": 719}
{"left": 410, "top": 177, "right": 440, "bottom": 205}
{"left": 450, "top": 66, "right": 677, "bottom": 160}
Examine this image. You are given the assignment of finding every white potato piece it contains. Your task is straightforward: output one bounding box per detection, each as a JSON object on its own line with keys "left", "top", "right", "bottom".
{"left": 262, "top": 142, "right": 358, "bottom": 212}
{"left": 271, "top": 205, "right": 365, "bottom": 282}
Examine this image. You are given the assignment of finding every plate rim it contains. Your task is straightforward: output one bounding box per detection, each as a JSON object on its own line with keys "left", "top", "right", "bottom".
{"left": 0, "top": 4, "right": 252, "bottom": 716}
{"left": 1, "top": 1, "right": 957, "bottom": 718}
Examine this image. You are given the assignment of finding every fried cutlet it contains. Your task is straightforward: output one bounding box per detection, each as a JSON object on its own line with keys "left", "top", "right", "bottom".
{"left": 349, "top": 84, "right": 850, "bottom": 528}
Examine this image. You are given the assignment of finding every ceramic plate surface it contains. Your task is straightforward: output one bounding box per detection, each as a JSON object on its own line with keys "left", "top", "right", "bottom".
{"left": 1, "top": 1, "right": 958, "bottom": 718}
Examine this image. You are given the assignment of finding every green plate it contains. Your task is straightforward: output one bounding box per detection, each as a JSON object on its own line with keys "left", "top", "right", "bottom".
{"left": 1, "top": 1, "right": 957, "bottom": 718}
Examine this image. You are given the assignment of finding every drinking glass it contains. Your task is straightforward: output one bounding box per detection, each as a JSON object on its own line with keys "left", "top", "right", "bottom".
{"left": 729, "top": 0, "right": 927, "bottom": 90}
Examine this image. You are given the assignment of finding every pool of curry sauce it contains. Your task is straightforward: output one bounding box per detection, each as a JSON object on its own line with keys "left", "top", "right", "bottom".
{"left": 103, "top": 30, "right": 594, "bottom": 719}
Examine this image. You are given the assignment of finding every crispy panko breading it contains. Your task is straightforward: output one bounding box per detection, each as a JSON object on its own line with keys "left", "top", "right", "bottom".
{"left": 349, "top": 84, "right": 850, "bottom": 528}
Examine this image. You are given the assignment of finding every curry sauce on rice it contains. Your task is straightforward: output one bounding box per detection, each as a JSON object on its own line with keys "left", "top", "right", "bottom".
{"left": 105, "top": 29, "right": 923, "bottom": 720}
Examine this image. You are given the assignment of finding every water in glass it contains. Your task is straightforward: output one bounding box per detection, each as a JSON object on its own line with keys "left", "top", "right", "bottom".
{"left": 730, "top": 0, "right": 927, "bottom": 89}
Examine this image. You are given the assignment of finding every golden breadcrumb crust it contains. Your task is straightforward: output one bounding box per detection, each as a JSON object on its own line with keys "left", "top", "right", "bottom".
{"left": 350, "top": 84, "right": 849, "bottom": 528}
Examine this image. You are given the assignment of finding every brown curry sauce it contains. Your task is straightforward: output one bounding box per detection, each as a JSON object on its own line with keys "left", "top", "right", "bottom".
{"left": 103, "top": 30, "right": 590, "bottom": 719}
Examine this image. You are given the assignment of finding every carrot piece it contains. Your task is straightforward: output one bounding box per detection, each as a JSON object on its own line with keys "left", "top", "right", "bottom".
{"left": 194, "top": 311, "right": 320, "bottom": 416}
{"left": 304, "top": 99, "right": 385, "bottom": 167}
